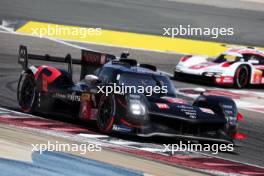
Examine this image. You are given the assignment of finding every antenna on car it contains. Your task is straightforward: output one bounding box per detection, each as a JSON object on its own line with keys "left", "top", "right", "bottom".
{"left": 120, "top": 51, "right": 130, "bottom": 59}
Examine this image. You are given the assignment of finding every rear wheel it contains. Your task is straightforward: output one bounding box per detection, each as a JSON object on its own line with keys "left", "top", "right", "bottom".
{"left": 234, "top": 66, "right": 249, "bottom": 88}
{"left": 17, "top": 73, "right": 36, "bottom": 113}
{"left": 97, "top": 94, "right": 115, "bottom": 133}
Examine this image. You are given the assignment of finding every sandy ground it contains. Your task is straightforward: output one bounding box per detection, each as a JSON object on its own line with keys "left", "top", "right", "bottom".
{"left": 0, "top": 124, "right": 208, "bottom": 176}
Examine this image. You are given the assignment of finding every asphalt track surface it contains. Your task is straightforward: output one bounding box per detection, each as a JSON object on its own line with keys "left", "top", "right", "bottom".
{"left": 0, "top": 0, "right": 264, "bottom": 46}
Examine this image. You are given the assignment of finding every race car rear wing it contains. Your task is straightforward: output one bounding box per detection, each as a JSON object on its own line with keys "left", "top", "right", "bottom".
{"left": 81, "top": 49, "right": 116, "bottom": 79}
{"left": 18, "top": 45, "right": 116, "bottom": 80}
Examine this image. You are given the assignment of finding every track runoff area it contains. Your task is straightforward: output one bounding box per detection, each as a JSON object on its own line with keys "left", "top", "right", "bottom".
{"left": 1, "top": 20, "right": 264, "bottom": 175}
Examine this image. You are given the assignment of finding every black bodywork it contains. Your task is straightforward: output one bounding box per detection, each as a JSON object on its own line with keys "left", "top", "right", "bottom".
{"left": 17, "top": 45, "right": 240, "bottom": 143}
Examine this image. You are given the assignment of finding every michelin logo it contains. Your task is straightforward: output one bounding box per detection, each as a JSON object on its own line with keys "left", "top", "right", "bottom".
{"left": 112, "top": 125, "right": 132, "bottom": 133}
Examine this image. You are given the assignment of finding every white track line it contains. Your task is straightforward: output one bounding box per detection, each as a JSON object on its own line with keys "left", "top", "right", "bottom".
{"left": 0, "top": 107, "right": 36, "bottom": 117}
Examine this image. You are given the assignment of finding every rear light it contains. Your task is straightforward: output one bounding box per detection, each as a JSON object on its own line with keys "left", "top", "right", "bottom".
{"left": 232, "top": 132, "right": 247, "bottom": 139}
{"left": 180, "top": 55, "right": 192, "bottom": 62}
{"left": 237, "top": 112, "right": 244, "bottom": 121}
{"left": 222, "top": 62, "right": 231, "bottom": 67}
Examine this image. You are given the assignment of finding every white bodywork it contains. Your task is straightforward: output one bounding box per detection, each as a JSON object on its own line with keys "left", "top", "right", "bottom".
{"left": 174, "top": 49, "right": 264, "bottom": 86}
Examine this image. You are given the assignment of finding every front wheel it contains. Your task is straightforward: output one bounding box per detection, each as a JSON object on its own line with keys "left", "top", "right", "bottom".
{"left": 97, "top": 94, "right": 115, "bottom": 133}
{"left": 17, "top": 72, "right": 36, "bottom": 113}
{"left": 234, "top": 66, "right": 249, "bottom": 88}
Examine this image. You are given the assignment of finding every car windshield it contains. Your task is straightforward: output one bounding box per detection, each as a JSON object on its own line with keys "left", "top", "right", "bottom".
{"left": 118, "top": 73, "right": 176, "bottom": 97}
{"left": 214, "top": 54, "right": 242, "bottom": 63}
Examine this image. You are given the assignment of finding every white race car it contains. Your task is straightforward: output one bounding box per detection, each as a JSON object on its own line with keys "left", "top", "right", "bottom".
{"left": 174, "top": 48, "right": 264, "bottom": 88}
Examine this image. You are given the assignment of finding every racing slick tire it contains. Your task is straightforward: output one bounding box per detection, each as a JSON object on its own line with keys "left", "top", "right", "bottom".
{"left": 97, "top": 94, "right": 116, "bottom": 133}
{"left": 17, "top": 72, "right": 36, "bottom": 113}
{"left": 234, "top": 65, "right": 249, "bottom": 88}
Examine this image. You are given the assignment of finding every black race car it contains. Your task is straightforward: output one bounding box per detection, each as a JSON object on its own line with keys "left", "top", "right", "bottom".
{"left": 17, "top": 45, "right": 244, "bottom": 143}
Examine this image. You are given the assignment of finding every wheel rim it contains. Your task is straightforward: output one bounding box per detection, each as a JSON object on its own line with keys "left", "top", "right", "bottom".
{"left": 98, "top": 98, "right": 113, "bottom": 131}
{"left": 100, "top": 100, "right": 111, "bottom": 127}
{"left": 20, "top": 76, "right": 35, "bottom": 110}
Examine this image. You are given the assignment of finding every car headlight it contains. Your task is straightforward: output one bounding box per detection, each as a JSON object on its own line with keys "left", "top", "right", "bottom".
{"left": 129, "top": 100, "right": 146, "bottom": 116}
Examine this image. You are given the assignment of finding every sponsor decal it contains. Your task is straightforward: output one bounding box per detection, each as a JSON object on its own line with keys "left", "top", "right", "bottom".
{"left": 80, "top": 93, "right": 98, "bottom": 120}
{"left": 156, "top": 103, "right": 169, "bottom": 109}
{"left": 162, "top": 97, "right": 188, "bottom": 104}
{"left": 80, "top": 100, "right": 92, "bottom": 120}
{"left": 67, "top": 93, "right": 81, "bottom": 102}
{"left": 112, "top": 124, "right": 132, "bottom": 133}
{"left": 177, "top": 105, "right": 197, "bottom": 119}
{"left": 221, "top": 104, "right": 235, "bottom": 117}
{"left": 82, "top": 53, "right": 101, "bottom": 64}
{"left": 200, "top": 108, "right": 214, "bottom": 115}
{"left": 53, "top": 92, "right": 81, "bottom": 102}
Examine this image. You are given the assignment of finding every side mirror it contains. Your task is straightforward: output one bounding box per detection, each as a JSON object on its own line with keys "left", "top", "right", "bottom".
{"left": 84, "top": 75, "right": 101, "bottom": 85}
